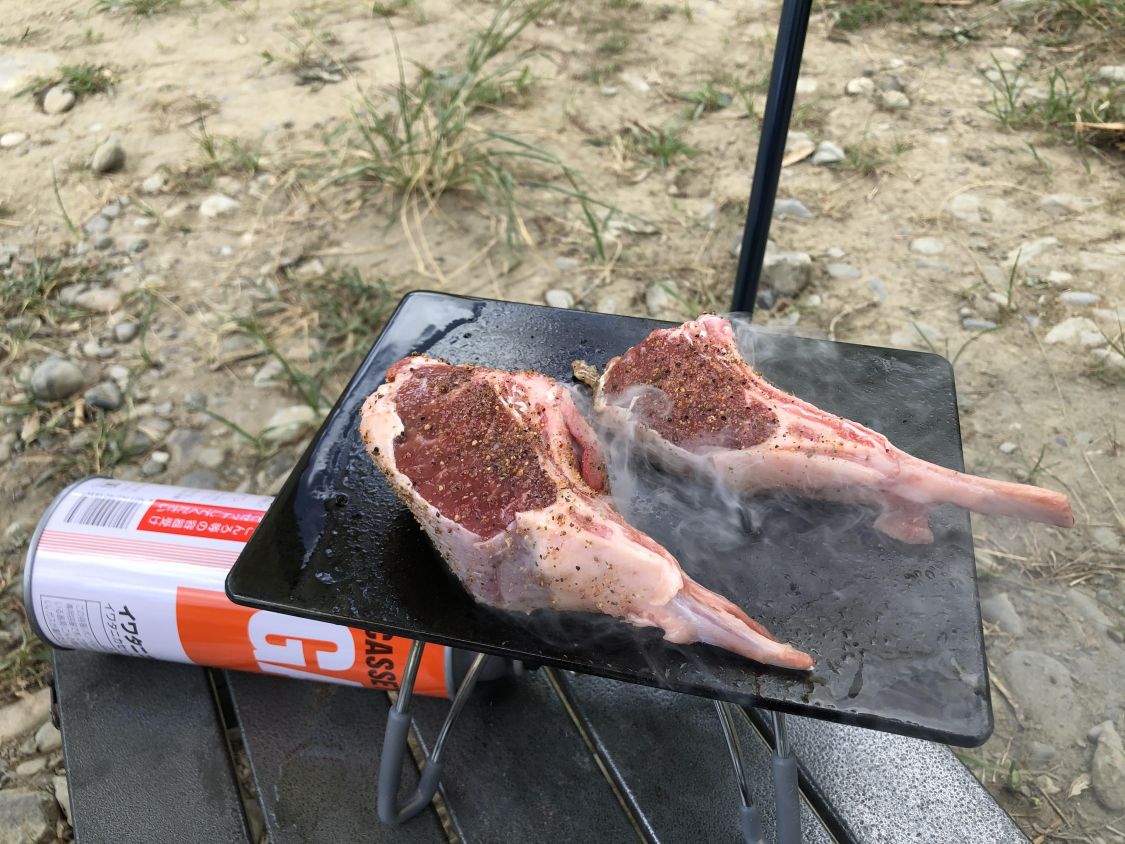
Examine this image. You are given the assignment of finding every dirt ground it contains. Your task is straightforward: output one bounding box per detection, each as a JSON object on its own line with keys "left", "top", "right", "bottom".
{"left": 1, "top": 0, "right": 1123, "bottom": 841}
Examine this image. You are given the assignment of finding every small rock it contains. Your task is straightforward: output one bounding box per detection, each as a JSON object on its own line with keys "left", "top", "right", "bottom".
{"left": 90, "top": 135, "right": 125, "bottom": 174}
{"left": 1044, "top": 317, "right": 1104, "bottom": 347}
{"left": 1040, "top": 193, "right": 1097, "bottom": 216}
{"left": 1046, "top": 270, "right": 1073, "bottom": 287}
{"left": 34, "top": 720, "right": 61, "bottom": 753}
{"left": 15, "top": 758, "right": 47, "bottom": 777}
{"left": 83, "top": 381, "right": 124, "bottom": 411}
{"left": 773, "top": 198, "right": 813, "bottom": 220}
{"left": 1068, "top": 590, "right": 1111, "bottom": 632}
{"left": 1097, "top": 65, "right": 1125, "bottom": 84}
{"left": 199, "top": 194, "right": 240, "bottom": 218}
{"left": 122, "top": 236, "right": 149, "bottom": 255}
{"left": 986, "top": 291, "right": 1010, "bottom": 308}
{"left": 0, "top": 131, "right": 28, "bottom": 148}
{"left": 962, "top": 318, "right": 998, "bottom": 331}
{"left": 179, "top": 469, "right": 221, "bottom": 488}
{"left": 30, "top": 358, "right": 86, "bottom": 402}
{"left": 74, "top": 288, "right": 122, "bottom": 313}
{"left": 879, "top": 90, "right": 910, "bottom": 110}
{"left": 0, "top": 688, "right": 50, "bottom": 742}
{"left": 544, "top": 288, "right": 575, "bottom": 309}
{"left": 141, "top": 457, "right": 166, "bottom": 477}
{"left": 108, "top": 364, "right": 131, "bottom": 385}
{"left": 910, "top": 237, "right": 944, "bottom": 255}
{"left": 141, "top": 172, "right": 165, "bottom": 194}
{"left": 867, "top": 277, "right": 888, "bottom": 302}
{"left": 1027, "top": 741, "right": 1056, "bottom": 767}
{"left": 196, "top": 447, "right": 226, "bottom": 470}
{"left": 83, "top": 214, "right": 111, "bottom": 236}
{"left": 131, "top": 216, "right": 158, "bottom": 232}
{"left": 101, "top": 202, "right": 121, "bottom": 219}
{"left": 554, "top": 257, "right": 579, "bottom": 273}
{"left": 1059, "top": 291, "right": 1100, "bottom": 307}
{"left": 812, "top": 141, "right": 845, "bottom": 165}
{"left": 593, "top": 294, "right": 624, "bottom": 315}
{"left": 845, "top": 77, "right": 875, "bottom": 96}
{"left": 93, "top": 235, "right": 113, "bottom": 251}
{"left": 1091, "top": 348, "right": 1125, "bottom": 378}
{"left": 252, "top": 358, "right": 284, "bottom": 387}
{"left": 762, "top": 251, "right": 812, "bottom": 296}
{"left": 165, "top": 429, "right": 203, "bottom": 466}
{"left": 890, "top": 321, "right": 942, "bottom": 350}
{"left": 150, "top": 449, "right": 171, "bottom": 465}
{"left": 980, "top": 592, "right": 1025, "bottom": 635}
{"left": 600, "top": 85, "right": 618, "bottom": 97}
{"left": 1006, "top": 237, "right": 1058, "bottom": 268}
{"left": 796, "top": 78, "right": 818, "bottom": 94}
{"left": 113, "top": 321, "right": 139, "bottom": 343}
{"left": 826, "top": 263, "right": 860, "bottom": 280}
{"left": 1001, "top": 651, "right": 1079, "bottom": 743}
{"left": 1091, "top": 722, "right": 1125, "bottom": 811}
{"left": 826, "top": 246, "right": 845, "bottom": 259}
{"left": 43, "top": 85, "right": 76, "bottom": 114}
{"left": 999, "top": 441, "right": 1018, "bottom": 454}
{"left": 0, "top": 788, "right": 52, "bottom": 844}
{"left": 53, "top": 776, "right": 71, "bottom": 826}
{"left": 262, "top": 405, "right": 319, "bottom": 445}
{"left": 645, "top": 280, "right": 682, "bottom": 319}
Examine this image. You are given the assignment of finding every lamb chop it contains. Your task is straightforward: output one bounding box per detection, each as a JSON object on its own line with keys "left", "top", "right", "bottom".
{"left": 585, "top": 315, "right": 1074, "bottom": 545}
{"left": 359, "top": 354, "right": 813, "bottom": 670}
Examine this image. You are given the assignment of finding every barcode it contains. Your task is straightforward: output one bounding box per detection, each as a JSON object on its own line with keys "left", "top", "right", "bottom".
{"left": 62, "top": 495, "right": 144, "bottom": 530}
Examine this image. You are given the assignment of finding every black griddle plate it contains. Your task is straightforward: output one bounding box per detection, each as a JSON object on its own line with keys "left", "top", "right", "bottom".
{"left": 227, "top": 292, "right": 993, "bottom": 747}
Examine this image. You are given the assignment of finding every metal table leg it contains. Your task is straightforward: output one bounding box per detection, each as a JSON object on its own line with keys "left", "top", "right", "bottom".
{"left": 771, "top": 711, "right": 800, "bottom": 844}
{"left": 730, "top": 0, "right": 815, "bottom": 315}
{"left": 377, "top": 639, "right": 493, "bottom": 825}
{"left": 715, "top": 701, "right": 765, "bottom": 844}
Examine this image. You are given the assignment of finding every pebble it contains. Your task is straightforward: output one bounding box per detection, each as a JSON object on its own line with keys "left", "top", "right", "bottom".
{"left": 1006, "top": 237, "right": 1058, "bottom": 268}
{"left": 113, "top": 321, "right": 139, "bottom": 343}
{"left": 962, "top": 318, "right": 998, "bottom": 331}
{"left": 773, "top": 198, "right": 813, "bottom": 220}
{"left": 812, "top": 141, "right": 845, "bottom": 165}
{"left": 199, "top": 194, "right": 240, "bottom": 218}
{"left": 879, "top": 90, "right": 910, "bottom": 110}
{"left": 1040, "top": 193, "right": 1096, "bottom": 216}
{"left": 1097, "top": 65, "right": 1125, "bottom": 83}
{"left": 1068, "top": 590, "right": 1111, "bottom": 632}
{"left": 544, "top": 288, "right": 575, "bottom": 309}
{"left": 165, "top": 429, "right": 203, "bottom": 466}
{"left": 762, "top": 251, "right": 812, "bottom": 296}
{"left": 84, "top": 214, "right": 111, "bottom": 236}
{"left": 1091, "top": 348, "right": 1125, "bottom": 378}
{"left": 986, "top": 291, "right": 1010, "bottom": 308}
{"left": 180, "top": 469, "right": 221, "bottom": 488}
{"left": 826, "top": 246, "right": 845, "bottom": 259}
{"left": 796, "top": 78, "right": 818, "bottom": 95}
{"left": 845, "top": 77, "right": 875, "bottom": 96}
{"left": 0, "top": 789, "right": 52, "bottom": 844}
{"left": 15, "top": 758, "right": 47, "bottom": 777}
{"left": 1059, "top": 291, "right": 1100, "bottom": 306}
{"left": 93, "top": 235, "right": 114, "bottom": 251}
{"left": 593, "top": 294, "right": 624, "bottom": 315}
{"left": 554, "top": 257, "right": 579, "bottom": 273}
{"left": 1027, "top": 741, "right": 1056, "bottom": 767}
{"left": 83, "top": 381, "right": 124, "bottom": 411}
{"left": 74, "top": 288, "right": 122, "bottom": 313}
{"left": 196, "top": 447, "right": 226, "bottom": 470}
{"left": 1091, "top": 722, "right": 1125, "bottom": 811}
{"left": 890, "top": 321, "right": 942, "bottom": 350}
{"left": 600, "top": 85, "right": 618, "bottom": 97}
{"left": 252, "top": 358, "right": 284, "bottom": 387}
{"left": 999, "top": 441, "right": 1018, "bottom": 454}
{"left": 91, "top": 134, "right": 125, "bottom": 174}
{"left": 35, "top": 720, "right": 61, "bottom": 753}
{"left": 30, "top": 357, "right": 86, "bottom": 402}
{"left": 141, "top": 457, "right": 166, "bottom": 477}
{"left": 867, "top": 277, "right": 888, "bottom": 302}
{"left": 946, "top": 192, "right": 1001, "bottom": 223}
{"left": 756, "top": 289, "right": 776, "bottom": 311}
{"left": 1001, "top": 651, "right": 1080, "bottom": 743}
{"left": 980, "top": 592, "right": 1025, "bottom": 635}
{"left": 263, "top": 405, "right": 319, "bottom": 445}
{"left": 1046, "top": 270, "right": 1074, "bottom": 286}
{"left": 108, "top": 364, "right": 130, "bottom": 385}
{"left": 122, "top": 236, "right": 149, "bottom": 255}
{"left": 43, "top": 84, "right": 76, "bottom": 114}
{"left": 1044, "top": 317, "right": 1104, "bottom": 347}
{"left": 141, "top": 172, "right": 165, "bottom": 194}
{"left": 910, "top": 237, "right": 944, "bottom": 255}
{"left": 151, "top": 449, "right": 171, "bottom": 465}
{"left": 0, "top": 131, "right": 28, "bottom": 148}
{"left": 101, "top": 202, "right": 121, "bottom": 219}
{"left": 645, "top": 280, "right": 682, "bottom": 319}
{"left": 826, "top": 263, "right": 860, "bottom": 280}
{"left": 53, "top": 776, "right": 71, "bottom": 826}
{"left": 0, "top": 688, "right": 50, "bottom": 742}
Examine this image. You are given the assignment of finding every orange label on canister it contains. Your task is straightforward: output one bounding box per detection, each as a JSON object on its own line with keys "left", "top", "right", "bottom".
{"left": 175, "top": 587, "right": 449, "bottom": 696}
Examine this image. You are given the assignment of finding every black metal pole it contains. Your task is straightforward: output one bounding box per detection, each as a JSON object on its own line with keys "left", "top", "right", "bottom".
{"left": 730, "top": 0, "right": 815, "bottom": 316}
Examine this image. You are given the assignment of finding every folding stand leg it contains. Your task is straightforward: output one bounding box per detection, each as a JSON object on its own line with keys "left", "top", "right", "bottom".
{"left": 377, "top": 639, "right": 492, "bottom": 826}
{"left": 730, "top": 0, "right": 815, "bottom": 316}
{"left": 770, "top": 711, "right": 800, "bottom": 844}
{"left": 715, "top": 701, "right": 764, "bottom": 844}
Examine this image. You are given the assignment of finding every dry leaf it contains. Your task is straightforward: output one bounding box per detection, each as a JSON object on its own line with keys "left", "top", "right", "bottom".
{"left": 1067, "top": 772, "right": 1090, "bottom": 798}
{"left": 782, "top": 146, "right": 814, "bottom": 167}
